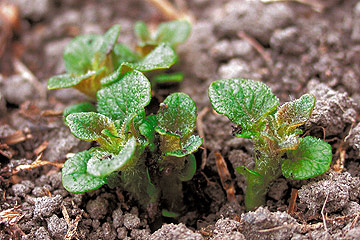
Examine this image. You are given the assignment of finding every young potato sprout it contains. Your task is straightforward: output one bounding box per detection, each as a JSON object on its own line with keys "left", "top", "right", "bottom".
{"left": 209, "top": 78, "right": 332, "bottom": 211}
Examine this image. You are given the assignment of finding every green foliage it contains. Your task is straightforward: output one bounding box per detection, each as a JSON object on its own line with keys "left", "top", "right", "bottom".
{"left": 209, "top": 78, "right": 332, "bottom": 211}
{"left": 48, "top": 21, "right": 192, "bottom": 100}
{"left": 62, "top": 70, "right": 202, "bottom": 216}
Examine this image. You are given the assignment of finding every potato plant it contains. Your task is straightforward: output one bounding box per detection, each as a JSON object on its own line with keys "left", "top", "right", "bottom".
{"left": 209, "top": 78, "right": 332, "bottom": 211}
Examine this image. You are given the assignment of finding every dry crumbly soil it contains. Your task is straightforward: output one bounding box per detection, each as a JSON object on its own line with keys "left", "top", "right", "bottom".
{"left": 1, "top": 0, "right": 360, "bottom": 239}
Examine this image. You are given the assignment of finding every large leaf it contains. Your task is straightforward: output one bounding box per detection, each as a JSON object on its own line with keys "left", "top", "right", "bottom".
{"left": 47, "top": 71, "right": 96, "bottom": 89}
{"left": 101, "top": 43, "right": 177, "bottom": 86}
{"left": 66, "top": 112, "right": 117, "bottom": 142}
{"left": 64, "top": 35, "right": 102, "bottom": 74}
{"left": 276, "top": 94, "right": 316, "bottom": 130}
{"left": 97, "top": 70, "right": 151, "bottom": 123}
{"left": 86, "top": 137, "right": 137, "bottom": 177}
{"left": 156, "top": 92, "right": 197, "bottom": 138}
{"left": 165, "top": 135, "right": 203, "bottom": 157}
{"left": 154, "top": 20, "right": 191, "bottom": 49}
{"left": 62, "top": 151, "right": 106, "bottom": 193}
{"left": 281, "top": 136, "right": 332, "bottom": 180}
{"left": 209, "top": 79, "right": 279, "bottom": 135}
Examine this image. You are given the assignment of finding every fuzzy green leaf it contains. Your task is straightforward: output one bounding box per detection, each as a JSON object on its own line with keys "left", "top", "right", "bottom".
{"left": 276, "top": 94, "right": 316, "bottom": 130}
{"left": 62, "top": 151, "right": 106, "bottom": 193}
{"left": 178, "top": 154, "right": 197, "bottom": 181}
{"left": 66, "top": 112, "right": 117, "bottom": 142}
{"left": 165, "top": 135, "right": 203, "bottom": 157}
{"left": 97, "top": 70, "right": 151, "bottom": 122}
{"left": 134, "top": 21, "right": 151, "bottom": 43}
{"left": 121, "top": 43, "right": 177, "bottom": 73}
{"left": 282, "top": 136, "right": 332, "bottom": 180}
{"left": 63, "top": 102, "right": 97, "bottom": 124}
{"left": 139, "top": 115, "right": 157, "bottom": 151}
{"left": 152, "top": 72, "right": 184, "bottom": 83}
{"left": 112, "top": 43, "right": 140, "bottom": 68}
{"left": 209, "top": 79, "right": 279, "bottom": 135}
{"left": 64, "top": 35, "right": 102, "bottom": 74}
{"left": 87, "top": 137, "right": 137, "bottom": 177}
{"left": 95, "top": 25, "right": 121, "bottom": 64}
{"left": 156, "top": 92, "right": 197, "bottom": 138}
{"left": 47, "top": 71, "right": 96, "bottom": 89}
{"left": 155, "top": 20, "right": 191, "bottom": 49}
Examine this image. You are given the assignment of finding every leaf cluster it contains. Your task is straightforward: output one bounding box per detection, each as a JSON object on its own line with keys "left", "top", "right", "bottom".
{"left": 48, "top": 20, "right": 191, "bottom": 99}
{"left": 62, "top": 70, "right": 202, "bottom": 214}
{"left": 209, "top": 78, "right": 332, "bottom": 210}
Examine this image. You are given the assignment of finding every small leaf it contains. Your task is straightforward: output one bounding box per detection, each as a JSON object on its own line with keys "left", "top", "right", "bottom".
{"left": 134, "top": 21, "right": 151, "bottom": 44}
{"left": 276, "top": 94, "right": 316, "bottom": 130}
{"left": 66, "top": 112, "right": 117, "bottom": 142}
{"left": 161, "top": 209, "right": 180, "bottom": 218}
{"left": 146, "top": 169, "right": 158, "bottom": 202}
{"left": 209, "top": 79, "right": 279, "bottom": 135}
{"left": 87, "top": 137, "right": 137, "bottom": 177}
{"left": 152, "top": 72, "right": 184, "bottom": 83}
{"left": 112, "top": 43, "right": 140, "bottom": 68}
{"left": 139, "top": 115, "right": 157, "bottom": 151}
{"left": 165, "top": 135, "right": 203, "bottom": 157}
{"left": 63, "top": 102, "right": 97, "bottom": 124}
{"left": 178, "top": 154, "right": 197, "bottom": 181}
{"left": 156, "top": 92, "right": 197, "bottom": 138}
{"left": 64, "top": 35, "right": 102, "bottom": 74}
{"left": 95, "top": 25, "right": 121, "bottom": 64}
{"left": 154, "top": 20, "right": 191, "bottom": 49}
{"left": 236, "top": 166, "right": 263, "bottom": 185}
{"left": 97, "top": 70, "right": 151, "bottom": 123}
{"left": 121, "top": 43, "right": 177, "bottom": 74}
{"left": 281, "top": 136, "right": 332, "bottom": 180}
{"left": 62, "top": 150, "right": 106, "bottom": 193}
{"left": 47, "top": 71, "right": 96, "bottom": 89}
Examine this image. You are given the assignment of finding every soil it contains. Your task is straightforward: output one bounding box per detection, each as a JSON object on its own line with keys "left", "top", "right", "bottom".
{"left": 1, "top": 0, "right": 360, "bottom": 239}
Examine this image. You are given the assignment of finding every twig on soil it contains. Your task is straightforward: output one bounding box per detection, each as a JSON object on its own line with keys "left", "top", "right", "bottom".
{"left": 196, "top": 107, "right": 209, "bottom": 170}
{"left": 258, "top": 225, "right": 287, "bottom": 233}
{"left": 33, "top": 141, "right": 49, "bottom": 156}
{"left": 144, "top": 0, "right": 194, "bottom": 22}
{"left": 12, "top": 57, "right": 47, "bottom": 100}
{"left": 350, "top": 212, "right": 360, "bottom": 229}
{"left": 62, "top": 204, "right": 82, "bottom": 240}
{"left": 237, "top": 31, "right": 272, "bottom": 64}
{"left": 287, "top": 188, "right": 298, "bottom": 214}
{"left": 13, "top": 153, "right": 63, "bottom": 174}
{"left": 1, "top": 130, "right": 28, "bottom": 145}
{"left": 214, "top": 152, "right": 237, "bottom": 203}
{"left": 321, "top": 191, "right": 330, "bottom": 233}
{"left": 0, "top": 205, "right": 23, "bottom": 225}
{"left": 333, "top": 140, "right": 346, "bottom": 173}
{"left": 40, "top": 109, "right": 64, "bottom": 117}
{"left": 261, "top": 0, "right": 325, "bottom": 13}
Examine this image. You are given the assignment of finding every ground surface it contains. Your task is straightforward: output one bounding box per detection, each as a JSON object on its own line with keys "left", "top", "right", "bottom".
{"left": 1, "top": 0, "right": 360, "bottom": 239}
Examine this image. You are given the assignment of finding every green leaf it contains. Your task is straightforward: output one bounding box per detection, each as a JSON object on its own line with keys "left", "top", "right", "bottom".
{"left": 62, "top": 151, "right": 106, "bottom": 193}
{"left": 281, "top": 136, "right": 332, "bottom": 180}
{"left": 156, "top": 92, "right": 197, "bottom": 138}
{"left": 87, "top": 137, "right": 137, "bottom": 177}
{"left": 161, "top": 209, "right": 180, "bottom": 218}
{"left": 47, "top": 71, "right": 96, "bottom": 89}
{"left": 64, "top": 34, "right": 102, "bottom": 74}
{"left": 95, "top": 25, "right": 121, "bottom": 64}
{"left": 146, "top": 169, "right": 157, "bottom": 202}
{"left": 152, "top": 72, "right": 184, "bottom": 83}
{"left": 209, "top": 79, "right": 279, "bottom": 135}
{"left": 155, "top": 20, "right": 191, "bottom": 49}
{"left": 236, "top": 166, "right": 263, "bottom": 185}
{"left": 66, "top": 112, "right": 117, "bottom": 142}
{"left": 63, "top": 102, "right": 97, "bottom": 124}
{"left": 165, "top": 135, "right": 203, "bottom": 157}
{"left": 276, "top": 94, "right": 316, "bottom": 130}
{"left": 134, "top": 21, "right": 151, "bottom": 44}
{"left": 97, "top": 70, "right": 151, "bottom": 123}
{"left": 121, "top": 43, "right": 177, "bottom": 74}
{"left": 178, "top": 154, "right": 197, "bottom": 181}
{"left": 139, "top": 115, "right": 157, "bottom": 151}
{"left": 112, "top": 43, "right": 140, "bottom": 68}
